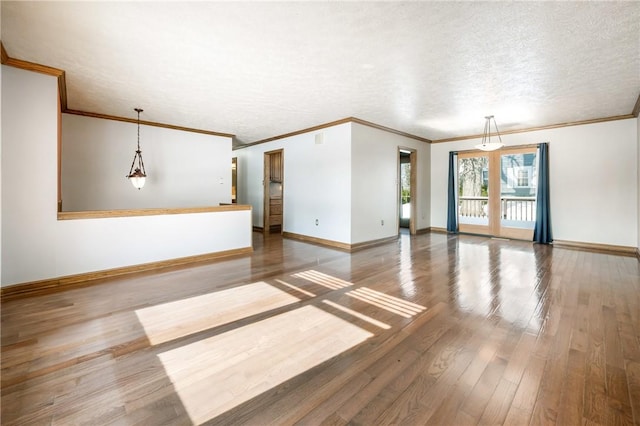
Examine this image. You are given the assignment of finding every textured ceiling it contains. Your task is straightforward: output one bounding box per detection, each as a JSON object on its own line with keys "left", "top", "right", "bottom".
{"left": 2, "top": 1, "right": 639, "bottom": 144}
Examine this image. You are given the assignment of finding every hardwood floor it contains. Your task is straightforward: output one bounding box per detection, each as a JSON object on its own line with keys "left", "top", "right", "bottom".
{"left": 1, "top": 231, "right": 639, "bottom": 425}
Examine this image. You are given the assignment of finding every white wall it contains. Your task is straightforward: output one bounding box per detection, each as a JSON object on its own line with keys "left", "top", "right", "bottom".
{"left": 54, "top": 211, "right": 251, "bottom": 278}
{"left": 351, "top": 123, "right": 430, "bottom": 244}
{"left": 0, "top": 32, "right": 3, "bottom": 285}
{"left": 235, "top": 123, "right": 352, "bottom": 244}
{"left": 236, "top": 122, "right": 432, "bottom": 246}
{"left": 62, "top": 114, "right": 232, "bottom": 211}
{"left": 431, "top": 119, "right": 638, "bottom": 247}
{"left": 2, "top": 66, "right": 59, "bottom": 285}
{"left": 2, "top": 65, "right": 252, "bottom": 287}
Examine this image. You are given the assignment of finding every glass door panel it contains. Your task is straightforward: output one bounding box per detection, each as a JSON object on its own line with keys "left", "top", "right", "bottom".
{"left": 498, "top": 149, "right": 537, "bottom": 239}
{"left": 458, "top": 154, "right": 491, "bottom": 235}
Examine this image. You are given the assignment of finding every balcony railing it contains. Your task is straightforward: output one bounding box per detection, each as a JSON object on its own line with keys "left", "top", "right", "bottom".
{"left": 502, "top": 196, "right": 536, "bottom": 221}
{"left": 458, "top": 196, "right": 536, "bottom": 221}
{"left": 459, "top": 196, "right": 488, "bottom": 218}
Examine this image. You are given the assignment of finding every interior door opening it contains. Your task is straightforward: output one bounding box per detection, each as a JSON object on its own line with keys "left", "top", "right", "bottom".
{"left": 398, "top": 148, "right": 416, "bottom": 235}
{"left": 231, "top": 157, "right": 237, "bottom": 204}
{"left": 263, "top": 149, "right": 283, "bottom": 234}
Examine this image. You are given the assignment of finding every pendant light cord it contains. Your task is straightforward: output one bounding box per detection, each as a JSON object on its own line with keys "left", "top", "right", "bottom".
{"left": 135, "top": 108, "right": 143, "bottom": 153}
{"left": 137, "top": 109, "right": 141, "bottom": 151}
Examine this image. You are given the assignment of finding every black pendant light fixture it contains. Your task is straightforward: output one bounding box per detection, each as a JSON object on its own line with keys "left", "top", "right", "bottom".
{"left": 127, "top": 108, "right": 147, "bottom": 189}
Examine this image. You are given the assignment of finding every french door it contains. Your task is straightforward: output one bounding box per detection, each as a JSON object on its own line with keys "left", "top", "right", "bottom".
{"left": 458, "top": 147, "right": 538, "bottom": 240}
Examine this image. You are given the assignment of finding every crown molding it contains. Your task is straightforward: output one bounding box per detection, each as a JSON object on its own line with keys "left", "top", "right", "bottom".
{"left": 1, "top": 42, "right": 8, "bottom": 64}
{"left": 3, "top": 41, "right": 637, "bottom": 145}
{"left": 64, "top": 109, "right": 235, "bottom": 138}
{"left": 2, "top": 55, "right": 65, "bottom": 77}
{"left": 350, "top": 117, "right": 432, "bottom": 143}
{"left": 1, "top": 41, "right": 68, "bottom": 110}
{"left": 1, "top": 42, "right": 232, "bottom": 138}
{"left": 632, "top": 93, "right": 640, "bottom": 118}
{"left": 432, "top": 114, "right": 635, "bottom": 144}
{"left": 237, "top": 117, "right": 353, "bottom": 149}
{"left": 235, "top": 117, "right": 430, "bottom": 150}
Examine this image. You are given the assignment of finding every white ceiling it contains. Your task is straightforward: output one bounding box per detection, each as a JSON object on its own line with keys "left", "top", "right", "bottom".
{"left": 2, "top": 1, "right": 639, "bottom": 145}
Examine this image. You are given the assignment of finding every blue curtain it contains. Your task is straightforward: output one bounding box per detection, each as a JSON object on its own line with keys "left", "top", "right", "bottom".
{"left": 533, "top": 143, "right": 552, "bottom": 243}
{"left": 447, "top": 151, "right": 458, "bottom": 233}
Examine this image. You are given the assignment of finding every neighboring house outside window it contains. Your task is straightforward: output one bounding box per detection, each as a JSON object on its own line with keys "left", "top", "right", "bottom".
{"left": 517, "top": 168, "right": 529, "bottom": 187}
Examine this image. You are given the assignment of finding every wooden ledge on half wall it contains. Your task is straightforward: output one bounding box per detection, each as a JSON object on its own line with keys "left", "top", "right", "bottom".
{"left": 57, "top": 204, "right": 251, "bottom": 220}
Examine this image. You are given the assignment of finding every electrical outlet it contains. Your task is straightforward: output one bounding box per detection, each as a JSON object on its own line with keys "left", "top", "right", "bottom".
{"left": 381, "top": 220, "right": 384, "bottom": 226}
{"left": 315, "top": 219, "right": 319, "bottom": 226}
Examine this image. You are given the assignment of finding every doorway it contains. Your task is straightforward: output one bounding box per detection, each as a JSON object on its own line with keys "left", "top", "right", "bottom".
{"left": 457, "top": 146, "right": 538, "bottom": 240}
{"left": 231, "top": 157, "right": 237, "bottom": 203}
{"left": 263, "top": 149, "right": 283, "bottom": 234}
{"left": 398, "top": 148, "right": 416, "bottom": 235}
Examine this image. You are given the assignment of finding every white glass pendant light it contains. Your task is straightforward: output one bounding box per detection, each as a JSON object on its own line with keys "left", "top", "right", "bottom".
{"left": 475, "top": 115, "right": 504, "bottom": 152}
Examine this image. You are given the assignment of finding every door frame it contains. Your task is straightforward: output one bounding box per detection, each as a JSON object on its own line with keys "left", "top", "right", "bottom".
{"left": 457, "top": 145, "right": 538, "bottom": 240}
{"left": 397, "top": 147, "right": 417, "bottom": 235}
{"left": 263, "top": 149, "right": 284, "bottom": 234}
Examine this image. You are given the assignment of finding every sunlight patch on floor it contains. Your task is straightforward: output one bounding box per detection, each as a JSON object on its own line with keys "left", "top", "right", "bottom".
{"left": 135, "top": 281, "right": 299, "bottom": 345}
{"left": 322, "top": 299, "right": 391, "bottom": 329}
{"left": 345, "top": 287, "right": 427, "bottom": 318}
{"left": 292, "top": 270, "right": 353, "bottom": 290}
{"left": 156, "top": 305, "right": 373, "bottom": 424}
{"left": 275, "top": 279, "right": 316, "bottom": 297}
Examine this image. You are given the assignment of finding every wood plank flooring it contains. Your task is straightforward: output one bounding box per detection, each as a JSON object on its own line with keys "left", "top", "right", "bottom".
{"left": 1, "top": 231, "right": 639, "bottom": 425}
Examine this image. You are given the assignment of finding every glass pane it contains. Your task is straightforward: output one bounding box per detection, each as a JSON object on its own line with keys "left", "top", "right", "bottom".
{"left": 458, "top": 156, "right": 489, "bottom": 226}
{"left": 500, "top": 152, "right": 537, "bottom": 229}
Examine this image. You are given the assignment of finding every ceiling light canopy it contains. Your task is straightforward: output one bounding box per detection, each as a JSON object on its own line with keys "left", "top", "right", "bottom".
{"left": 127, "top": 108, "right": 147, "bottom": 190}
{"left": 475, "top": 115, "right": 504, "bottom": 152}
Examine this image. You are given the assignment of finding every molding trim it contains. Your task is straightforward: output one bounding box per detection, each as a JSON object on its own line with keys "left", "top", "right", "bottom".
{"left": 0, "top": 43, "right": 232, "bottom": 138}
{"left": 350, "top": 117, "right": 432, "bottom": 143}
{"left": 252, "top": 226, "right": 264, "bottom": 232}
{"left": 0, "top": 247, "right": 253, "bottom": 302}
{"left": 0, "top": 46, "right": 68, "bottom": 110}
{"left": 58, "top": 204, "right": 251, "bottom": 220}
{"left": 238, "top": 118, "right": 353, "bottom": 148}
{"left": 553, "top": 240, "right": 637, "bottom": 256}
{"left": 235, "top": 117, "right": 430, "bottom": 150}
{"left": 350, "top": 235, "right": 399, "bottom": 251}
{"left": 636, "top": 248, "right": 640, "bottom": 261}
{"left": 432, "top": 114, "right": 635, "bottom": 143}
{"left": 283, "top": 232, "right": 351, "bottom": 251}
{"left": 4, "top": 40, "right": 637, "bottom": 146}
{"left": 632, "top": 93, "right": 640, "bottom": 118}
{"left": 282, "top": 232, "right": 397, "bottom": 252}
{"left": 415, "top": 227, "right": 431, "bottom": 235}
{"left": 1, "top": 41, "right": 8, "bottom": 63}
{"left": 429, "top": 227, "right": 448, "bottom": 234}
{"left": 58, "top": 70, "right": 68, "bottom": 112}
{"left": 1, "top": 55, "right": 64, "bottom": 77}
{"left": 455, "top": 143, "right": 540, "bottom": 156}
{"left": 64, "top": 109, "right": 235, "bottom": 138}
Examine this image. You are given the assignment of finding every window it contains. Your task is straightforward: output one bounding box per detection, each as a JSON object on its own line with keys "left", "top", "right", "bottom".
{"left": 517, "top": 169, "right": 529, "bottom": 187}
